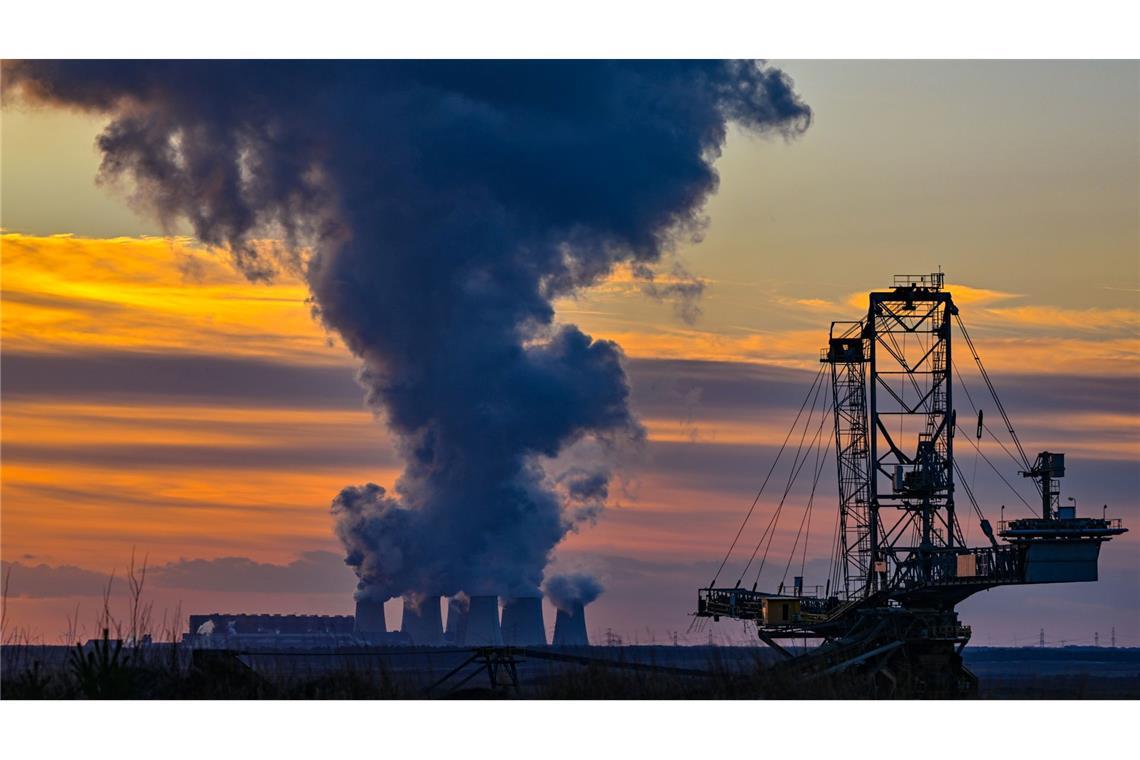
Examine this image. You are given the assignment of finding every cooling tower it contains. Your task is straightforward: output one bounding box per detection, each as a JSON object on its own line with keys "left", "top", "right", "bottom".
{"left": 445, "top": 596, "right": 469, "bottom": 645}
{"left": 500, "top": 596, "right": 546, "bottom": 646}
{"left": 354, "top": 598, "right": 387, "bottom": 635}
{"left": 552, "top": 602, "right": 589, "bottom": 647}
{"left": 464, "top": 594, "right": 503, "bottom": 646}
{"left": 400, "top": 595, "right": 443, "bottom": 646}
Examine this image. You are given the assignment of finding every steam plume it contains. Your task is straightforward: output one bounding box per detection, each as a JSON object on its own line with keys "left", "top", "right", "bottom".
{"left": 544, "top": 572, "right": 604, "bottom": 612}
{"left": 4, "top": 61, "right": 810, "bottom": 600}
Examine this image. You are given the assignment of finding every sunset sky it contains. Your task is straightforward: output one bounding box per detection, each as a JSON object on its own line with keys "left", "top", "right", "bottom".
{"left": 2, "top": 60, "right": 1137, "bottom": 646}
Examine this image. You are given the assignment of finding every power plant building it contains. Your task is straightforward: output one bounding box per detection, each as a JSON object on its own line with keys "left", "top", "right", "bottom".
{"left": 445, "top": 596, "right": 469, "bottom": 645}
{"left": 400, "top": 595, "right": 444, "bottom": 646}
{"left": 500, "top": 596, "right": 546, "bottom": 646}
{"left": 354, "top": 598, "right": 387, "bottom": 636}
{"left": 185, "top": 613, "right": 359, "bottom": 648}
{"left": 464, "top": 595, "right": 504, "bottom": 646}
{"left": 552, "top": 602, "right": 589, "bottom": 647}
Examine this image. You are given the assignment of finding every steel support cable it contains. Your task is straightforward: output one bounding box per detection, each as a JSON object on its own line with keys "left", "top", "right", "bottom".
{"left": 780, "top": 496, "right": 814, "bottom": 590}
{"left": 881, "top": 325, "right": 929, "bottom": 402}
{"left": 795, "top": 413, "right": 833, "bottom": 584}
{"left": 952, "top": 460, "right": 987, "bottom": 526}
{"left": 740, "top": 378, "right": 830, "bottom": 587}
{"left": 826, "top": 489, "right": 843, "bottom": 597}
{"left": 735, "top": 379, "right": 828, "bottom": 588}
{"left": 708, "top": 364, "right": 827, "bottom": 588}
{"left": 955, "top": 423, "right": 1038, "bottom": 516}
{"left": 945, "top": 491, "right": 966, "bottom": 546}
{"left": 779, "top": 415, "right": 829, "bottom": 587}
{"left": 832, "top": 532, "right": 843, "bottom": 596}
{"left": 952, "top": 359, "right": 1035, "bottom": 491}
{"left": 745, "top": 386, "right": 832, "bottom": 588}
{"left": 955, "top": 355, "right": 982, "bottom": 488}
{"left": 733, "top": 374, "right": 829, "bottom": 588}
{"left": 780, "top": 422, "right": 833, "bottom": 589}
{"left": 752, "top": 422, "right": 828, "bottom": 592}
{"left": 967, "top": 452, "right": 980, "bottom": 548}
{"left": 954, "top": 313, "right": 1033, "bottom": 471}
{"left": 831, "top": 514, "right": 842, "bottom": 592}
{"left": 901, "top": 328, "right": 907, "bottom": 441}
{"left": 959, "top": 359, "right": 981, "bottom": 543}
{"left": 800, "top": 427, "right": 833, "bottom": 581}
{"left": 982, "top": 421, "right": 1039, "bottom": 493}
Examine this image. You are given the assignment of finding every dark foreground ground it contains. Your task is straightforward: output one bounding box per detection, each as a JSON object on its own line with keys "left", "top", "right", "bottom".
{"left": 962, "top": 647, "right": 1140, "bottom": 698}
{"left": 3, "top": 642, "right": 1138, "bottom": 699}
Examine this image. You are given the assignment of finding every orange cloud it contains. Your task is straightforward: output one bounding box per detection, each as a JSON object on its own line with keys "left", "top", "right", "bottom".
{"left": 567, "top": 276, "right": 1138, "bottom": 376}
{"left": 982, "top": 305, "right": 1140, "bottom": 332}
{"left": 0, "top": 395, "right": 398, "bottom": 572}
{"left": 642, "top": 416, "right": 824, "bottom": 446}
{"left": 602, "top": 326, "right": 823, "bottom": 368}
{"left": 838, "top": 282, "right": 1021, "bottom": 312}
{"left": 581, "top": 260, "right": 710, "bottom": 295}
{"left": 1011, "top": 411, "right": 1140, "bottom": 461}
{"left": 1, "top": 401, "right": 381, "bottom": 449}
{"left": 1, "top": 232, "right": 344, "bottom": 364}
{"left": 7, "top": 233, "right": 1133, "bottom": 376}
{"left": 792, "top": 297, "right": 835, "bottom": 310}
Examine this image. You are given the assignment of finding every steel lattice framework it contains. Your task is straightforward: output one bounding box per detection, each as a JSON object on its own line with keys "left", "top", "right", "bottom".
{"left": 866, "top": 273, "right": 958, "bottom": 589}
{"left": 823, "top": 322, "right": 875, "bottom": 600}
{"left": 824, "top": 273, "right": 959, "bottom": 599}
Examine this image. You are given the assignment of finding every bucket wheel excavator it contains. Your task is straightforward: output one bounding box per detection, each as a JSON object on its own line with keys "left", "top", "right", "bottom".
{"left": 696, "top": 273, "right": 1126, "bottom": 697}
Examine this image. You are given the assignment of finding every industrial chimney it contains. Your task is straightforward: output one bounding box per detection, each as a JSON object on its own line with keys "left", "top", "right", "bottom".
{"left": 464, "top": 595, "right": 503, "bottom": 646}
{"left": 552, "top": 602, "right": 589, "bottom": 647}
{"left": 400, "top": 595, "right": 443, "bottom": 646}
{"left": 445, "top": 595, "right": 469, "bottom": 645}
{"left": 500, "top": 596, "right": 546, "bottom": 646}
{"left": 354, "top": 598, "right": 387, "bottom": 638}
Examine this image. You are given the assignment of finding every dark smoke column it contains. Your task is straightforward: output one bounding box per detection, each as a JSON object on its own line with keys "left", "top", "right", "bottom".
{"left": 4, "top": 60, "right": 810, "bottom": 604}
